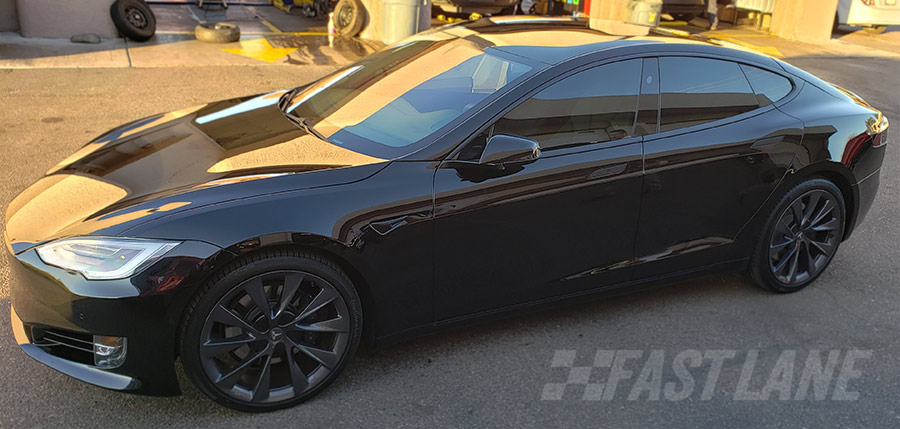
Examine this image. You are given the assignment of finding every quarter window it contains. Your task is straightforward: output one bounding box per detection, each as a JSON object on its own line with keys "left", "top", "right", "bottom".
{"left": 493, "top": 59, "right": 642, "bottom": 150}
{"left": 740, "top": 64, "right": 793, "bottom": 106}
{"left": 658, "top": 57, "right": 759, "bottom": 133}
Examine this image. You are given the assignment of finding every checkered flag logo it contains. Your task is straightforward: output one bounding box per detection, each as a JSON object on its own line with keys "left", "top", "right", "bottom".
{"left": 541, "top": 349, "right": 616, "bottom": 400}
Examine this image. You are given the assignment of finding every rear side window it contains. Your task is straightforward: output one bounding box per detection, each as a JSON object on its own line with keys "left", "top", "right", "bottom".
{"left": 740, "top": 64, "right": 793, "bottom": 106}
{"left": 658, "top": 57, "right": 759, "bottom": 133}
{"left": 494, "top": 59, "right": 642, "bottom": 150}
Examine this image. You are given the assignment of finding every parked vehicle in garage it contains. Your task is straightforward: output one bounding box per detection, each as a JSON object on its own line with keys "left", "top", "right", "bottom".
{"left": 5, "top": 17, "right": 888, "bottom": 411}
{"left": 662, "top": 0, "right": 705, "bottom": 21}
{"left": 835, "top": 0, "right": 900, "bottom": 33}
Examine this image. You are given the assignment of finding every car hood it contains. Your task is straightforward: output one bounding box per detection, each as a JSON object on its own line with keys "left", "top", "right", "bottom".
{"left": 4, "top": 90, "right": 389, "bottom": 254}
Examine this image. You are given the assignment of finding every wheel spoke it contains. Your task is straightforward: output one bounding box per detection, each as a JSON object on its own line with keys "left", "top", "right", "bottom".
{"left": 201, "top": 335, "right": 260, "bottom": 357}
{"left": 809, "top": 199, "right": 836, "bottom": 229}
{"left": 808, "top": 237, "right": 834, "bottom": 256}
{"left": 805, "top": 242, "right": 817, "bottom": 274}
{"left": 790, "top": 200, "right": 804, "bottom": 227}
{"left": 274, "top": 273, "right": 305, "bottom": 320}
{"left": 802, "top": 192, "right": 821, "bottom": 225}
{"left": 295, "top": 315, "right": 350, "bottom": 333}
{"left": 215, "top": 346, "right": 270, "bottom": 390}
{"left": 292, "top": 287, "right": 340, "bottom": 324}
{"left": 288, "top": 337, "right": 339, "bottom": 369}
{"left": 251, "top": 351, "right": 273, "bottom": 402}
{"left": 211, "top": 304, "right": 263, "bottom": 335}
{"left": 811, "top": 217, "right": 839, "bottom": 232}
{"left": 769, "top": 238, "right": 794, "bottom": 259}
{"left": 244, "top": 277, "right": 271, "bottom": 321}
{"left": 785, "top": 244, "right": 801, "bottom": 283}
{"left": 773, "top": 244, "right": 798, "bottom": 274}
{"left": 287, "top": 349, "right": 310, "bottom": 395}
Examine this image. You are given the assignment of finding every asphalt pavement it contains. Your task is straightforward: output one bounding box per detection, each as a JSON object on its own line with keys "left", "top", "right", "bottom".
{"left": 0, "top": 50, "right": 898, "bottom": 427}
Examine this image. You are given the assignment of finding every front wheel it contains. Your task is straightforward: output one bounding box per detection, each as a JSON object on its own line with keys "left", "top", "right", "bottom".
{"left": 749, "top": 178, "right": 845, "bottom": 293}
{"left": 181, "top": 250, "right": 362, "bottom": 412}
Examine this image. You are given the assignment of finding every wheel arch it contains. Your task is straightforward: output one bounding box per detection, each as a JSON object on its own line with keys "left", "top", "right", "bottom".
{"left": 179, "top": 232, "right": 380, "bottom": 351}
{"left": 790, "top": 162, "right": 858, "bottom": 241}
{"left": 725, "top": 160, "right": 858, "bottom": 263}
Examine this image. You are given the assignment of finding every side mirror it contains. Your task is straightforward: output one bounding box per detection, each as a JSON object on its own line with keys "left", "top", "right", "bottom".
{"left": 479, "top": 134, "right": 541, "bottom": 166}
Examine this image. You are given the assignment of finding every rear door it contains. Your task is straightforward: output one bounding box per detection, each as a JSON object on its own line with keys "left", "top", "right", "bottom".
{"left": 633, "top": 56, "right": 803, "bottom": 278}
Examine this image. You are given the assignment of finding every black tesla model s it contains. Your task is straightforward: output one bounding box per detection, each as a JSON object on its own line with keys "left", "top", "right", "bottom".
{"left": 4, "top": 17, "right": 888, "bottom": 411}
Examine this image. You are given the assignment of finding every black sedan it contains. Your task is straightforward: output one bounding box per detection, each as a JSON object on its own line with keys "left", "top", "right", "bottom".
{"left": 4, "top": 17, "right": 888, "bottom": 411}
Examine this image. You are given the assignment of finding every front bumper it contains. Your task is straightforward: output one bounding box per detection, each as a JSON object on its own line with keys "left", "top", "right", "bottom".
{"left": 7, "top": 240, "right": 225, "bottom": 396}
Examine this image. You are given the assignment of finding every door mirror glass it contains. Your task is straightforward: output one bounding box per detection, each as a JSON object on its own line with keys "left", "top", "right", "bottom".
{"left": 479, "top": 133, "right": 541, "bottom": 166}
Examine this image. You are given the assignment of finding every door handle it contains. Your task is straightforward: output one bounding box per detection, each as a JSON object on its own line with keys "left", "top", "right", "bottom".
{"left": 587, "top": 163, "right": 628, "bottom": 180}
{"left": 750, "top": 135, "right": 785, "bottom": 149}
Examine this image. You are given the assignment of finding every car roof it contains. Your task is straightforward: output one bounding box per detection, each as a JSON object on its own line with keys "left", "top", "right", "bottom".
{"left": 430, "top": 16, "right": 775, "bottom": 66}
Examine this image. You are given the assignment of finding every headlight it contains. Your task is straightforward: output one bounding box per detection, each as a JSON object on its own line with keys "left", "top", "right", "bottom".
{"left": 36, "top": 237, "right": 180, "bottom": 280}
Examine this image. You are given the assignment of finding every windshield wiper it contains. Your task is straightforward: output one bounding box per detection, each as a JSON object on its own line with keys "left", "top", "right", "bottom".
{"left": 298, "top": 117, "right": 328, "bottom": 142}
{"left": 277, "top": 86, "right": 303, "bottom": 113}
{"left": 277, "top": 88, "right": 329, "bottom": 143}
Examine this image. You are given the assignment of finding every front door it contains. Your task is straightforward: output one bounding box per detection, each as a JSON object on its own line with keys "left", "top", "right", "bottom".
{"left": 432, "top": 58, "right": 648, "bottom": 321}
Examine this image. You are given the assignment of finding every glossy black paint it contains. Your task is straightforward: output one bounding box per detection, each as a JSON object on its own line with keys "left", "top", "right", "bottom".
{"left": 4, "top": 17, "right": 888, "bottom": 396}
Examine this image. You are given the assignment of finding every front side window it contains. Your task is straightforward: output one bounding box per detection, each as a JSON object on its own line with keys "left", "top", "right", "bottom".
{"left": 493, "top": 59, "right": 643, "bottom": 151}
{"left": 659, "top": 57, "right": 759, "bottom": 133}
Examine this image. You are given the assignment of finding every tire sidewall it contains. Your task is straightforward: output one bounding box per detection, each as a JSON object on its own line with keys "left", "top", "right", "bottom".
{"left": 195, "top": 23, "right": 241, "bottom": 43}
{"left": 752, "top": 178, "right": 846, "bottom": 293}
{"left": 181, "top": 253, "right": 362, "bottom": 412}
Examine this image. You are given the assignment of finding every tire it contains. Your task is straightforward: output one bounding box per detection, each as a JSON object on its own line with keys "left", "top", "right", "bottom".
{"left": 180, "top": 249, "right": 362, "bottom": 412}
{"left": 333, "top": 0, "right": 365, "bottom": 37}
{"left": 833, "top": 13, "right": 840, "bottom": 33}
{"left": 748, "top": 178, "right": 846, "bottom": 293}
{"left": 863, "top": 26, "right": 887, "bottom": 34}
{"left": 672, "top": 13, "right": 696, "bottom": 22}
{"left": 110, "top": 0, "right": 157, "bottom": 42}
{"left": 195, "top": 22, "right": 241, "bottom": 43}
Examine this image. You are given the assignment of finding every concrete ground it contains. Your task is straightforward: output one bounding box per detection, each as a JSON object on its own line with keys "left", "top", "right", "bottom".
{"left": 0, "top": 16, "right": 899, "bottom": 429}
{"left": 0, "top": 3, "right": 376, "bottom": 68}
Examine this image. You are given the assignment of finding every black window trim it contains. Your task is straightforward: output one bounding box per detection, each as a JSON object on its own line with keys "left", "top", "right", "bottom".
{"left": 444, "top": 54, "right": 649, "bottom": 162}
{"left": 641, "top": 52, "right": 802, "bottom": 143}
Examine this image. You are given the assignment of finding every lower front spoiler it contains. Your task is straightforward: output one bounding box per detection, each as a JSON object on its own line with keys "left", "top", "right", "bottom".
{"left": 11, "top": 304, "right": 140, "bottom": 391}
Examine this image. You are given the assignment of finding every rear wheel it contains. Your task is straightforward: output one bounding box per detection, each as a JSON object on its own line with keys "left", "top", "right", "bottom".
{"left": 181, "top": 250, "right": 362, "bottom": 412}
{"left": 749, "top": 178, "right": 845, "bottom": 293}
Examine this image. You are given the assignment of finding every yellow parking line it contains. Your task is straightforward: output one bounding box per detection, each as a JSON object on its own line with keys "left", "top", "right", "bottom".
{"left": 259, "top": 18, "right": 283, "bottom": 34}
{"left": 659, "top": 21, "right": 688, "bottom": 27}
{"left": 711, "top": 32, "right": 774, "bottom": 38}
{"left": 156, "top": 31, "right": 330, "bottom": 36}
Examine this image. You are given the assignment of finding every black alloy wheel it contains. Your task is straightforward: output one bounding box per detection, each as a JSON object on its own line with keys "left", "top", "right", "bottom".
{"left": 750, "top": 178, "right": 845, "bottom": 292}
{"left": 182, "top": 251, "right": 361, "bottom": 411}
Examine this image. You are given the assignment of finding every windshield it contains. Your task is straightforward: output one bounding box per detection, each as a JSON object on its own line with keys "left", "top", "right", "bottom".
{"left": 282, "top": 39, "right": 533, "bottom": 159}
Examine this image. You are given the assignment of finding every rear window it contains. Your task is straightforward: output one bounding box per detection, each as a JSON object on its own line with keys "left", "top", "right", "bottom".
{"left": 740, "top": 64, "right": 793, "bottom": 106}
{"left": 659, "top": 57, "right": 759, "bottom": 133}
